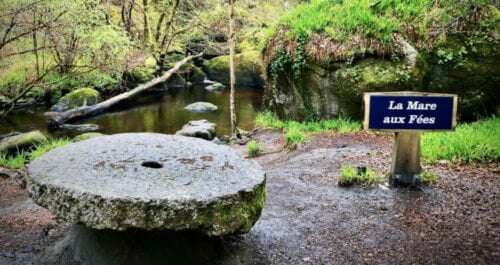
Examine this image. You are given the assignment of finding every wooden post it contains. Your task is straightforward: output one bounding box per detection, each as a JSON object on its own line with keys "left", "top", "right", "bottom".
{"left": 390, "top": 131, "right": 421, "bottom": 186}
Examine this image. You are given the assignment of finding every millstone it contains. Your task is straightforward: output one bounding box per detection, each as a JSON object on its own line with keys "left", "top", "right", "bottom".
{"left": 27, "top": 133, "right": 266, "bottom": 236}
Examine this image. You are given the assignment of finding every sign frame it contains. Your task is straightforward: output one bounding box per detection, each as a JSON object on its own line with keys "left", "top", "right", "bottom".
{"left": 363, "top": 91, "right": 458, "bottom": 132}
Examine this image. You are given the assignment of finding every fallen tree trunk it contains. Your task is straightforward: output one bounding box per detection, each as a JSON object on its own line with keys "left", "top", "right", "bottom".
{"left": 47, "top": 53, "right": 203, "bottom": 126}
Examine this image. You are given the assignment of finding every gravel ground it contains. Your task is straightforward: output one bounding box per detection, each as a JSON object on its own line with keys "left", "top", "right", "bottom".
{"left": 0, "top": 130, "right": 499, "bottom": 265}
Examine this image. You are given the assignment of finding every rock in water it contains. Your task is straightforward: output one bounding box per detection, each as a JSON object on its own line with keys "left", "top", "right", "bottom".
{"left": 50, "top": 88, "right": 102, "bottom": 112}
{"left": 58, "top": 124, "right": 100, "bottom": 133}
{"left": 176, "top": 120, "right": 216, "bottom": 140}
{"left": 0, "top": 130, "right": 47, "bottom": 153}
{"left": 205, "top": 83, "right": 225, "bottom": 92}
{"left": 185, "top": 102, "right": 218, "bottom": 112}
{"left": 27, "top": 133, "right": 266, "bottom": 236}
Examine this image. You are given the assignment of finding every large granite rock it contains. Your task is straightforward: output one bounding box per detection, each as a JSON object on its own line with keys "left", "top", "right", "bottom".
{"left": 27, "top": 133, "right": 266, "bottom": 236}
{"left": 185, "top": 102, "right": 218, "bottom": 112}
{"left": 0, "top": 130, "right": 47, "bottom": 153}
{"left": 263, "top": 6, "right": 499, "bottom": 121}
{"left": 176, "top": 120, "right": 217, "bottom": 140}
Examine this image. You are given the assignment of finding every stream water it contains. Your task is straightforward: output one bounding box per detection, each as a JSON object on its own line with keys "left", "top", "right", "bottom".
{"left": 0, "top": 84, "right": 264, "bottom": 138}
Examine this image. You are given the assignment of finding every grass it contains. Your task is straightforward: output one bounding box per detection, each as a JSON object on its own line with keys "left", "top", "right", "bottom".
{"left": 0, "top": 138, "right": 73, "bottom": 169}
{"left": 0, "top": 152, "right": 27, "bottom": 169}
{"left": 338, "top": 165, "right": 381, "bottom": 186}
{"left": 29, "top": 138, "right": 73, "bottom": 162}
{"left": 276, "top": 0, "right": 488, "bottom": 43}
{"left": 247, "top": 140, "right": 265, "bottom": 157}
{"left": 422, "top": 117, "right": 500, "bottom": 164}
{"left": 256, "top": 111, "right": 361, "bottom": 147}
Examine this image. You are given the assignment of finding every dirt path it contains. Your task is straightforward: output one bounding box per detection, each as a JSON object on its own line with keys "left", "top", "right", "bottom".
{"left": 1, "top": 130, "right": 499, "bottom": 264}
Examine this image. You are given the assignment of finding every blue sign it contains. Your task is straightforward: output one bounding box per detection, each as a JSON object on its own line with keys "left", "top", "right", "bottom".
{"left": 364, "top": 92, "right": 458, "bottom": 131}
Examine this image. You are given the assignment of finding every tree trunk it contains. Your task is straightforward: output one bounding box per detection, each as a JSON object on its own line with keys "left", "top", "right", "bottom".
{"left": 47, "top": 53, "right": 203, "bottom": 126}
{"left": 228, "top": 0, "right": 239, "bottom": 139}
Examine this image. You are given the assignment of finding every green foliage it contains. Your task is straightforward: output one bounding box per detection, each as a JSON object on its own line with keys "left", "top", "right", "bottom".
{"left": 422, "top": 117, "right": 500, "bottom": 164}
{"left": 284, "top": 127, "right": 307, "bottom": 150}
{"left": 421, "top": 171, "right": 439, "bottom": 185}
{"left": 338, "top": 165, "right": 381, "bottom": 186}
{"left": 247, "top": 140, "right": 265, "bottom": 157}
{"left": 0, "top": 138, "right": 72, "bottom": 169}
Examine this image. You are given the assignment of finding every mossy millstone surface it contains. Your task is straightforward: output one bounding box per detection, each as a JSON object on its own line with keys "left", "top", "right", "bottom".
{"left": 27, "top": 133, "right": 266, "bottom": 236}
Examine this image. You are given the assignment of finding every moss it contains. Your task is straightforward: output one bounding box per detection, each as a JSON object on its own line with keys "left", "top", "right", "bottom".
{"left": 204, "top": 51, "right": 264, "bottom": 87}
{"left": 131, "top": 67, "right": 156, "bottom": 83}
{"left": 189, "top": 66, "right": 206, "bottom": 83}
{"left": 60, "top": 88, "right": 102, "bottom": 109}
{"left": 195, "top": 183, "right": 266, "bottom": 236}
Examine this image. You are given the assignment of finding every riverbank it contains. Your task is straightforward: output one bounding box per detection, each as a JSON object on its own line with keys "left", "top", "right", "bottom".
{"left": 1, "top": 129, "right": 498, "bottom": 264}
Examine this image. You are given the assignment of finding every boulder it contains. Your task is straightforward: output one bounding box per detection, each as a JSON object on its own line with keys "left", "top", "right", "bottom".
{"left": 27, "top": 133, "right": 266, "bottom": 235}
{"left": 176, "top": 120, "right": 217, "bottom": 140}
{"left": 185, "top": 102, "right": 218, "bottom": 112}
{"left": 50, "top": 88, "right": 102, "bottom": 113}
{"left": 58, "top": 124, "right": 100, "bottom": 133}
{"left": 0, "top": 130, "right": 47, "bottom": 153}
{"left": 166, "top": 73, "right": 186, "bottom": 88}
{"left": 263, "top": 4, "right": 499, "bottom": 121}
{"left": 189, "top": 66, "right": 206, "bottom": 83}
{"left": 73, "top": 132, "right": 105, "bottom": 142}
{"left": 204, "top": 51, "right": 264, "bottom": 87}
{"left": 205, "top": 83, "right": 225, "bottom": 92}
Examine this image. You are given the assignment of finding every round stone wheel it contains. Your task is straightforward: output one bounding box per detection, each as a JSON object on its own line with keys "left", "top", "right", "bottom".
{"left": 27, "top": 133, "right": 266, "bottom": 236}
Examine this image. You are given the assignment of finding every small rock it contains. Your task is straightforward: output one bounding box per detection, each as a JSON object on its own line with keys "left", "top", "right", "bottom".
{"left": 205, "top": 83, "right": 225, "bottom": 92}
{"left": 73, "top": 132, "right": 105, "bottom": 142}
{"left": 184, "top": 102, "right": 218, "bottom": 112}
{"left": 176, "top": 120, "right": 216, "bottom": 140}
{"left": 203, "top": 78, "right": 216, "bottom": 84}
{"left": 59, "top": 124, "right": 100, "bottom": 133}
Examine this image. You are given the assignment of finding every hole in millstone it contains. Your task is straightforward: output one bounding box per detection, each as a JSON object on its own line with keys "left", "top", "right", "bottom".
{"left": 141, "top": 161, "right": 163, "bottom": 169}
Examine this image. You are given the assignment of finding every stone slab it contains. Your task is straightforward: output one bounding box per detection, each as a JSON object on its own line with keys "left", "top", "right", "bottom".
{"left": 27, "top": 133, "right": 265, "bottom": 236}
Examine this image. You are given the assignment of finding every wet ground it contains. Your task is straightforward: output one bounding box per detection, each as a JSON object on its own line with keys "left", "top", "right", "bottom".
{"left": 1, "top": 130, "right": 499, "bottom": 265}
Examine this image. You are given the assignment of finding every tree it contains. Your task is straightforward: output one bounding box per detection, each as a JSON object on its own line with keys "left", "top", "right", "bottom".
{"left": 228, "top": 0, "right": 239, "bottom": 139}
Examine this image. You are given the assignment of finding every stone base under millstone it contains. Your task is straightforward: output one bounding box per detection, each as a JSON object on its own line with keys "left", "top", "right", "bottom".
{"left": 40, "top": 225, "right": 253, "bottom": 265}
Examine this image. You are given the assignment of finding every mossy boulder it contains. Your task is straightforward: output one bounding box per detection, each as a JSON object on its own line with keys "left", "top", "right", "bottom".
{"left": 166, "top": 74, "right": 186, "bottom": 88}
{"left": 204, "top": 51, "right": 264, "bottom": 87}
{"left": 264, "top": 3, "right": 499, "bottom": 121}
{"left": 189, "top": 66, "right": 206, "bottom": 83}
{"left": 50, "top": 88, "right": 102, "bottom": 112}
{"left": 0, "top": 130, "right": 48, "bottom": 153}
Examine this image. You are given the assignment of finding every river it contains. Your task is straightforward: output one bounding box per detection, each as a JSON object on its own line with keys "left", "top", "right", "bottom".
{"left": 0, "top": 84, "right": 264, "bottom": 138}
